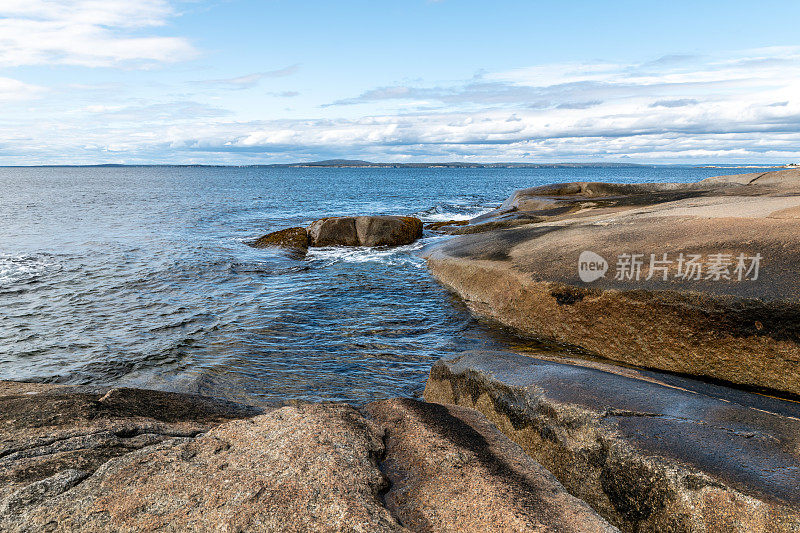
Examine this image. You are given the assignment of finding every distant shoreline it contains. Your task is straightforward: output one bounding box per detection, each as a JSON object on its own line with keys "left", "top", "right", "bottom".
{"left": 0, "top": 159, "right": 795, "bottom": 169}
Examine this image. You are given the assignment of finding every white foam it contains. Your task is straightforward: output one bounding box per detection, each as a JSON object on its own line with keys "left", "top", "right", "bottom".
{"left": 415, "top": 204, "right": 496, "bottom": 222}
{"left": 306, "top": 239, "right": 430, "bottom": 268}
{"left": 0, "top": 253, "right": 52, "bottom": 286}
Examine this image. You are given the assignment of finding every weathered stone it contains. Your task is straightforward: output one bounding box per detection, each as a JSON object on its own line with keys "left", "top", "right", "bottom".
{"left": 424, "top": 219, "right": 470, "bottom": 232}
{"left": 424, "top": 350, "right": 800, "bottom": 532}
{"left": 0, "top": 382, "right": 262, "bottom": 504}
{"left": 2, "top": 382, "right": 621, "bottom": 532}
{"left": 425, "top": 169, "right": 800, "bottom": 396}
{"left": 355, "top": 215, "right": 423, "bottom": 247}
{"left": 2, "top": 402, "right": 404, "bottom": 532}
{"left": 364, "top": 398, "right": 616, "bottom": 532}
{"left": 308, "top": 215, "right": 422, "bottom": 247}
{"left": 308, "top": 216, "right": 360, "bottom": 246}
{"left": 251, "top": 226, "right": 310, "bottom": 251}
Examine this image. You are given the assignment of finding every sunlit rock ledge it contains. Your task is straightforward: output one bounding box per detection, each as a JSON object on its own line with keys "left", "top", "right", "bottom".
{"left": 424, "top": 168, "right": 800, "bottom": 397}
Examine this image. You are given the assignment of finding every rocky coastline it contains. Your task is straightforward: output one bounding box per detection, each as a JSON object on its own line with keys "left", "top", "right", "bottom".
{"left": 3, "top": 169, "right": 800, "bottom": 531}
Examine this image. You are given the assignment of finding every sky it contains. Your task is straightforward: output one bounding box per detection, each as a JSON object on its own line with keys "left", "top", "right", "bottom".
{"left": 1, "top": 0, "right": 800, "bottom": 165}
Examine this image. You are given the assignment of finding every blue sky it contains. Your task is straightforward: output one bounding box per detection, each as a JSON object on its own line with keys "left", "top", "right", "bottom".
{"left": 1, "top": 0, "right": 800, "bottom": 164}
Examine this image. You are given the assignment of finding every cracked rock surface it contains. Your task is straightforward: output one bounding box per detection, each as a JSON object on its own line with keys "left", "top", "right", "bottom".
{"left": 424, "top": 350, "right": 800, "bottom": 532}
{"left": 0, "top": 382, "right": 616, "bottom": 532}
{"left": 0, "top": 381, "right": 261, "bottom": 508}
{"left": 365, "top": 398, "right": 615, "bottom": 532}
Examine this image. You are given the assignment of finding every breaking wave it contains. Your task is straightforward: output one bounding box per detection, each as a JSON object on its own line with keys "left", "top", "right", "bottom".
{"left": 414, "top": 203, "right": 496, "bottom": 222}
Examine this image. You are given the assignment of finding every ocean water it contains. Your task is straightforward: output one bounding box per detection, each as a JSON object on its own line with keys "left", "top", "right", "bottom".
{"left": 0, "top": 165, "right": 776, "bottom": 404}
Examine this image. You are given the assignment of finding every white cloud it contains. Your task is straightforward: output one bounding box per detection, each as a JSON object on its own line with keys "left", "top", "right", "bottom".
{"left": 197, "top": 65, "right": 301, "bottom": 90}
{"left": 0, "top": 77, "right": 45, "bottom": 100}
{"left": 0, "top": 0, "right": 195, "bottom": 67}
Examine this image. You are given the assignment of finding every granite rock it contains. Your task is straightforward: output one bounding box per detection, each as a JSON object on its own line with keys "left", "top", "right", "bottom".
{"left": 0, "top": 382, "right": 618, "bottom": 532}
{"left": 423, "top": 350, "right": 800, "bottom": 532}
{"left": 364, "top": 398, "right": 616, "bottom": 533}
{"left": 425, "top": 169, "right": 800, "bottom": 396}
{"left": 251, "top": 227, "right": 311, "bottom": 252}
{"left": 308, "top": 215, "right": 422, "bottom": 247}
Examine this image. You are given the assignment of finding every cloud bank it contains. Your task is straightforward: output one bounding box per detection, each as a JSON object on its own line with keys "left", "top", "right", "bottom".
{"left": 127, "top": 47, "right": 800, "bottom": 164}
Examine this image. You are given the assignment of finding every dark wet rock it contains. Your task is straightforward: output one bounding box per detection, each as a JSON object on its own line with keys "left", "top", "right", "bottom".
{"left": 251, "top": 226, "right": 310, "bottom": 251}
{"left": 425, "top": 169, "right": 800, "bottom": 396}
{"left": 424, "top": 350, "right": 800, "bottom": 532}
{"left": 447, "top": 216, "right": 546, "bottom": 235}
{"left": 355, "top": 215, "right": 423, "bottom": 247}
{"left": 364, "top": 398, "right": 616, "bottom": 532}
{"left": 0, "top": 382, "right": 262, "bottom": 506}
{"left": 424, "top": 219, "right": 469, "bottom": 232}
{"left": 308, "top": 215, "right": 423, "bottom": 247}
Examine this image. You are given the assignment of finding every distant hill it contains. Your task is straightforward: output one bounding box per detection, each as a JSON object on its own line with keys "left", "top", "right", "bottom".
{"left": 279, "top": 160, "right": 651, "bottom": 168}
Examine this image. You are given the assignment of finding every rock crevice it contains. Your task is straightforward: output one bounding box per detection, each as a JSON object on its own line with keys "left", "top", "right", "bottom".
{"left": 0, "top": 382, "right": 617, "bottom": 532}
{"left": 423, "top": 351, "right": 800, "bottom": 532}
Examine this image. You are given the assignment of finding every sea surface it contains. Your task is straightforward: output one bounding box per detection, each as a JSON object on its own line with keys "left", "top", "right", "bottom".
{"left": 0, "top": 165, "right": 777, "bottom": 404}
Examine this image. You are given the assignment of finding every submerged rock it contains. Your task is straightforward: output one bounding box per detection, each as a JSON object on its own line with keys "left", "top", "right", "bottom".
{"left": 308, "top": 215, "right": 422, "bottom": 247}
{"left": 425, "top": 168, "right": 800, "bottom": 396}
{"left": 251, "top": 226, "right": 311, "bottom": 251}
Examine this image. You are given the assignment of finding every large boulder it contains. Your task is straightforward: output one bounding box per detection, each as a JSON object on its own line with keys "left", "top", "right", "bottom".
{"left": 307, "top": 216, "right": 360, "bottom": 246}
{"left": 308, "top": 215, "right": 423, "bottom": 247}
{"left": 355, "top": 215, "right": 423, "bottom": 247}
{"left": 425, "top": 169, "right": 800, "bottom": 396}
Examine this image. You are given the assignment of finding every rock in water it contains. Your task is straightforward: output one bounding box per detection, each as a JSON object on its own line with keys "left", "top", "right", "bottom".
{"left": 425, "top": 168, "right": 800, "bottom": 397}
{"left": 354, "top": 215, "right": 423, "bottom": 247}
{"left": 251, "top": 227, "right": 311, "bottom": 251}
{"left": 308, "top": 215, "right": 422, "bottom": 247}
{"left": 307, "top": 216, "right": 360, "bottom": 246}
